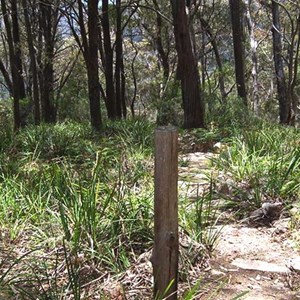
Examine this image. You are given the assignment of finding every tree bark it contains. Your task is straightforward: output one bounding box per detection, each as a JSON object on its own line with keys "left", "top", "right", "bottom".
{"left": 87, "top": 0, "right": 102, "bottom": 130}
{"left": 229, "top": 0, "right": 247, "bottom": 106}
{"left": 153, "top": 0, "right": 170, "bottom": 80}
{"left": 1, "top": 0, "right": 21, "bottom": 130}
{"left": 200, "top": 17, "right": 227, "bottom": 103}
{"left": 271, "top": 0, "right": 290, "bottom": 124}
{"left": 66, "top": 0, "right": 102, "bottom": 130}
{"left": 102, "top": 0, "right": 117, "bottom": 119}
{"left": 245, "top": 0, "right": 259, "bottom": 112}
{"left": 170, "top": 0, "right": 205, "bottom": 129}
{"left": 22, "top": 0, "right": 41, "bottom": 125}
{"left": 115, "top": 0, "right": 125, "bottom": 118}
{"left": 0, "top": 59, "right": 13, "bottom": 95}
{"left": 40, "top": 0, "right": 57, "bottom": 123}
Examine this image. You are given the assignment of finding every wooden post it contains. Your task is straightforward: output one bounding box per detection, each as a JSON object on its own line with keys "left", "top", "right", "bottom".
{"left": 152, "top": 126, "right": 178, "bottom": 300}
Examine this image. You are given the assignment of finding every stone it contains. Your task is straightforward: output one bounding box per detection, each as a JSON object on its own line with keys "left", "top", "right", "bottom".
{"left": 231, "top": 258, "right": 290, "bottom": 273}
{"left": 244, "top": 202, "right": 283, "bottom": 225}
{"left": 287, "top": 257, "right": 300, "bottom": 272}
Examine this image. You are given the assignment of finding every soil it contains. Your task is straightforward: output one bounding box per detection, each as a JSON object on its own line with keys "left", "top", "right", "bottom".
{"left": 205, "top": 223, "right": 300, "bottom": 300}
{"left": 102, "top": 149, "right": 300, "bottom": 299}
{"left": 178, "top": 151, "right": 300, "bottom": 300}
{"left": 2, "top": 144, "right": 300, "bottom": 299}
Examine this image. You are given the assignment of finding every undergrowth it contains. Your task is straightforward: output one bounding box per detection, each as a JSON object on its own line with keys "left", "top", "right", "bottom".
{"left": 0, "top": 119, "right": 155, "bottom": 298}
{"left": 213, "top": 123, "right": 300, "bottom": 212}
{"left": 1, "top": 104, "right": 300, "bottom": 298}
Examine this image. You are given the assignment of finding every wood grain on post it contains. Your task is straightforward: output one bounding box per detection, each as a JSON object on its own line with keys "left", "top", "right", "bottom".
{"left": 152, "top": 126, "right": 178, "bottom": 300}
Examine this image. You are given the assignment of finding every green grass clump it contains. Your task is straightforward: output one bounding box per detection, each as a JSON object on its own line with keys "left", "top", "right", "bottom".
{"left": 213, "top": 122, "right": 300, "bottom": 211}
{"left": 0, "top": 119, "right": 155, "bottom": 298}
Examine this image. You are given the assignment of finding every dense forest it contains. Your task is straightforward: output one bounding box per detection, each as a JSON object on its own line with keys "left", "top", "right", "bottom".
{"left": 0, "top": 0, "right": 300, "bottom": 299}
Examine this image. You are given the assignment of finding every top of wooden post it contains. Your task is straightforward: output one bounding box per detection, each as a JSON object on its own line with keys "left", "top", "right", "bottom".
{"left": 155, "top": 126, "right": 177, "bottom": 132}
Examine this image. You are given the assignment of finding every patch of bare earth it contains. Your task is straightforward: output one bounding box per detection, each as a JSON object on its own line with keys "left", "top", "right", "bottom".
{"left": 178, "top": 151, "right": 300, "bottom": 299}
{"left": 114, "top": 151, "right": 300, "bottom": 299}
{"left": 92, "top": 149, "right": 300, "bottom": 299}
{"left": 205, "top": 222, "right": 300, "bottom": 299}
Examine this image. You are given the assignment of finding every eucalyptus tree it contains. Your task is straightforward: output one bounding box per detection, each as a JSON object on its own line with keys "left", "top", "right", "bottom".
{"left": 271, "top": 0, "right": 289, "bottom": 124}
{"left": 245, "top": 0, "right": 259, "bottom": 112}
{"left": 115, "top": 0, "right": 127, "bottom": 118}
{"left": 101, "top": 0, "right": 139, "bottom": 119}
{"left": 102, "top": 0, "right": 117, "bottom": 119}
{"left": 1, "top": 0, "right": 77, "bottom": 127}
{"left": 0, "top": 0, "right": 26, "bottom": 130}
{"left": 22, "top": 0, "right": 40, "bottom": 124}
{"left": 63, "top": 0, "right": 102, "bottom": 130}
{"left": 189, "top": 0, "right": 232, "bottom": 105}
{"left": 139, "top": 0, "right": 172, "bottom": 81}
{"left": 273, "top": 0, "right": 300, "bottom": 125}
{"left": 170, "top": 0, "right": 205, "bottom": 129}
{"left": 229, "top": 0, "right": 247, "bottom": 106}
{"left": 38, "top": 0, "right": 61, "bottom": 123}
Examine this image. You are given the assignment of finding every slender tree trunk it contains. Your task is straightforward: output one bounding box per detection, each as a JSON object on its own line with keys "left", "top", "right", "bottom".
{"left": 129, "top": 39, "right": 138, "bottom": 117}
{"left": 22, "top": 0, "right": 40, "bottom": 124}
{"left": 37, "top": 9, "right": 44, "bottom": 122}
{"left": 200, "top": 17, "right": 227, "bottom": 103}
{"left": 245, "top": 0, "right": 259, "bottom": 112}
{"left": 102, "top": 0, "right": 117, "bottom": 119}
{"left": 1, "top": 0, "right": 21, "bottom": 130}
{"left": 87, "top": 0, "right": 102, "bottom": 130}
{"left": 12, "top": 0, "right": 29, "bottom": 126}
{"left": 68, "top": 0, "right": 102, "bottom": 130}
{"left": 40, "top": 0, "right": 56, "bottom": 123}
{"left": 115, "top": 0, "right": 124, "bottom": 118}
{"left": 11, "top": 0, "right": 26, "bottom": 101}
{"left": 170, "top": 0, "right": 205, "bottom": 129}
{"left": 153, "top": 0, "right": 170, "bottom": 80}
{"left": 286, "top": 11, "right": 300, "bottom": 125}
{"left": 271, "top": 0, "right": 290, "bottom": 124}
{"left": 229, "top": 0, "right": 247, "bottom": 106}
{"left": 120, "top": 57, "right": 127, "bottom": 118}
{"left": 0, "top": 59, "right": 13, "bottom": 94}
{"left": 290, "top": 15, "right": 300, "bottom": 124}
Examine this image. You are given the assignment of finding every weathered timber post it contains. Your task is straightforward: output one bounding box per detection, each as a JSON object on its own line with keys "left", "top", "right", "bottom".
{"left": 152, "top": 126, "right": 178, "bottom": 300}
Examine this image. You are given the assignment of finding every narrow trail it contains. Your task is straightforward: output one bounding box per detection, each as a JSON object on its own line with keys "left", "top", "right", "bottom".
{"left": 179, "top": 151, "right": 300, "bottom": 300}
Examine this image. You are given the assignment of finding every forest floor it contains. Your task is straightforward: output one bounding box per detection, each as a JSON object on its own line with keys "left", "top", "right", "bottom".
{"left": 110, "top": 149, "right": 300, "bottom": 299}
{"left": 2, "top": 123, "right": 300, "bottom": 300}
{"left": 178, "top": 150, "right": 300, "bottom": 299}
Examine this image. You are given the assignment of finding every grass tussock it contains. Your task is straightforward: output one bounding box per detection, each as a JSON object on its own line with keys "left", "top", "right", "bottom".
{"left": 0, "top": 119, "right": 155, "bottom": 298}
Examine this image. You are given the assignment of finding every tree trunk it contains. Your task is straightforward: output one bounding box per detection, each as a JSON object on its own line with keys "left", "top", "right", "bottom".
{"left": 170, "top": 0, "right": 205, "bottom": 129}
{"left": 229, "top": 0, "right": 247, "bottom": 106}
{"left": 286, "top": 10, "right": 300, "bottom": 125}
{"left": 115, "top": 0, "right": 124, "bottom": 118}
{"left": 1, "top": 0, "right": 21, "bottom": 130}
{"left": 0, "top": 59, "right": 13, "bottom": 95}
{"left": 245, "top": 0, "right": 259, "bottom": 112}
{"left": 102, "top": 0, "right": 117, "bottom": 119}
{"left": 22, "top": 0, "right": 41, "bottom": 125}
{"left": 200, "top": 17, "right": 227, "bottom": 103}
{"left": 271, "top": 0, "right": 290, "bottom": 124}
{"left": 290, "top": 15, "right": 300, "bottom": 124}
{"left": 40, "top": 0, "right": 56, "bottom": 123}
{"left": 68, "top": 0, "right": 102, "bottom": 130}
{"left": 11, "top": 0, "right": 26, "bottom": 101}
{"left": 87, "top": 0, "right": 102, "bottom": 130}
{"left": 121, "top": 54, "right": 127, "bottom": 119}
{"left": 153, "top": 0, "right": 170, "bottom": 80}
